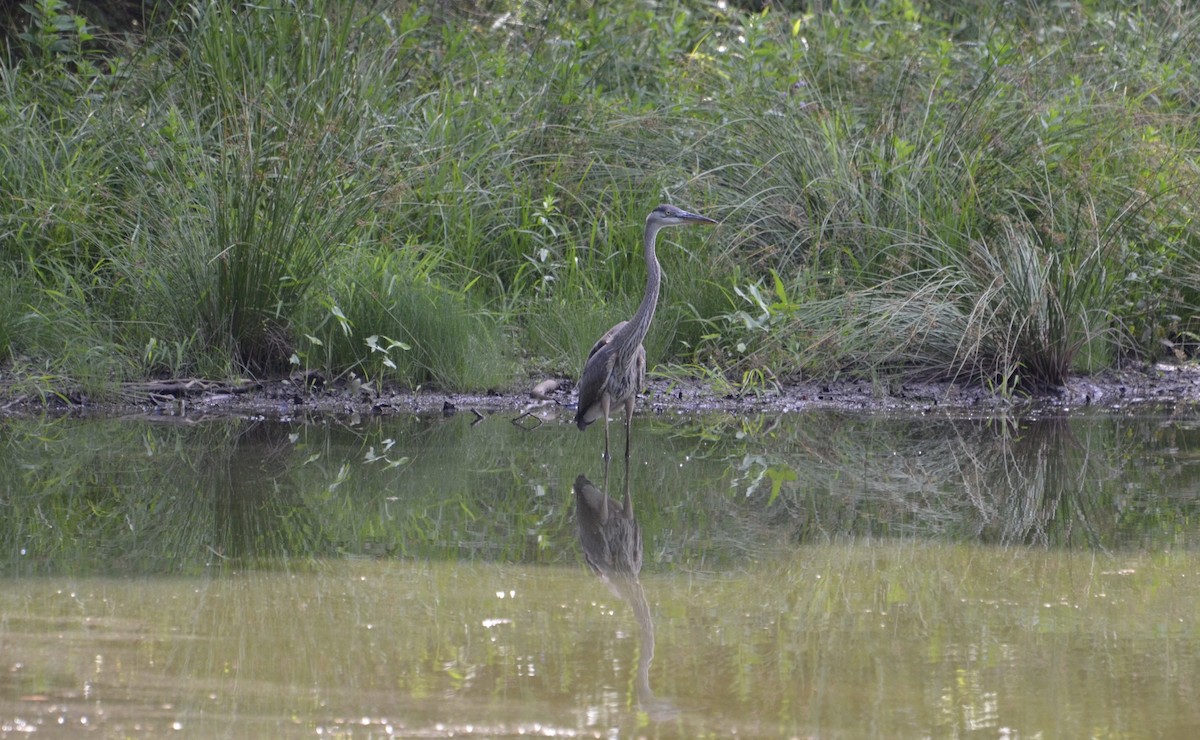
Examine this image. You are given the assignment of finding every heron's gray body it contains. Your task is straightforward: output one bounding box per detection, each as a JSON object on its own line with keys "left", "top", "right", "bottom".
{"left": 575, "top": 322, "right": 649, "bottom": 432}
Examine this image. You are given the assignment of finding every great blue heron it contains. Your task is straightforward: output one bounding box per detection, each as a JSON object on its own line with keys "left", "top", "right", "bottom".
{"left": 574, "top": 204, "right": 717, "bottom": 502}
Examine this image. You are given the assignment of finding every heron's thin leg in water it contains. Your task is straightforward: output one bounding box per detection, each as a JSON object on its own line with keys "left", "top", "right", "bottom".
{"left": 622, "top": 445, "right": 634, "bottom": 518}
{"left": 601, "top": 397, "right": 612, "bottom": 518}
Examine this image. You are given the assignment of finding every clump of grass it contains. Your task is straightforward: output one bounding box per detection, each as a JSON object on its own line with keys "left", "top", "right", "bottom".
{"left": 698, "top": 3, "right": 1200, "bottom": 387}
{"left": 297, "top": 249, "right": 514, "bottom": 391}
{"left": 114, "top": 0, "right": 391, "bottom": 374}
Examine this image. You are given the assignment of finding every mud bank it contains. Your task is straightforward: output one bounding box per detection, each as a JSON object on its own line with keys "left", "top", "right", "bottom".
{"left": 4, "top": 364, "right": 1200, "bottom": 420}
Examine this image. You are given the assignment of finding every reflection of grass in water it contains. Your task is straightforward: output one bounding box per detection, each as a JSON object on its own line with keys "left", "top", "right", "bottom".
{"left": 4, "top": 411, "right": 1198, "bottom": 576}
{"left": 679, "top": 410, "right": 1198, "bottom": 551}
{"left": 0, "top": 416, "right": 239, "bottom": 575}
{"left": 0, "top": 414, "right": 578, "bottom": 574}
{"left": 1, "top": 416, "right": 352, "bottom": 574}
{"left": 289, "top": 415, "right": 571, "bottom": 563}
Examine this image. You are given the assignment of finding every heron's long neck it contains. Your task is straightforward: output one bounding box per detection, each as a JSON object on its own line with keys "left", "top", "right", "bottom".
{"left": 611, "top": 222, "right": 662, "bottom": 356}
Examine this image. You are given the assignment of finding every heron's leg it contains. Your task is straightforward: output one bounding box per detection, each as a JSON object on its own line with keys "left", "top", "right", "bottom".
{"left": 624, "top": 397, "right": 635, "bottom": 463}
{"left": 601, "top": 396, "right": 612, "bottom": 519}
{"left": 623, "top": 397, "right": 635, "bottom": 516}
{"left": 600, "top": 438, "right": 609, "bottom": 520}
{"left": 622, "top": 450, "right": 633, "bottom": 518}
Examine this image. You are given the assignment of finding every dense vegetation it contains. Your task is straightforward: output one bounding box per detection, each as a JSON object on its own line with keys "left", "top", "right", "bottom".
{"left": 2, "top": 0, "right": 1199, "bottom": 400}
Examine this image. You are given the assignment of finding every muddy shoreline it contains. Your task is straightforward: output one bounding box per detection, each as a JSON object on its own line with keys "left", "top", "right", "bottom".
{"left": 4, "top": 363, "right": 1200, "bottom": 420}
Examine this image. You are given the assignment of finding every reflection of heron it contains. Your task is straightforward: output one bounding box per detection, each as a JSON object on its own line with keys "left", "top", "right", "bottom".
{"left": 573, "top": 473, "right": 641, "bottom": 578}
{"left": 573, "top": 473, "right": 675, "bottom": 720}
{"left": 575, "top": 205, "right": 717, "bottom": 502}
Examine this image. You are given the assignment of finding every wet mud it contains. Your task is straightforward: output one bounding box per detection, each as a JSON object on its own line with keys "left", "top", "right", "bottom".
{"left": 4, "top": 363, "right": 1199, "bottom": 420}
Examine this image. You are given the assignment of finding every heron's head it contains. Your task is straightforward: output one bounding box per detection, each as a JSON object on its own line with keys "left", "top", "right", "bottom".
{"left": 647, "top": 204, "right": 718, "bottom": 229}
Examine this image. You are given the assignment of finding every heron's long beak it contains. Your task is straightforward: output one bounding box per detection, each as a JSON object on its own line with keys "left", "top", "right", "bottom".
{"left": 679, "top": 210, "right": 718, "bottom": 226}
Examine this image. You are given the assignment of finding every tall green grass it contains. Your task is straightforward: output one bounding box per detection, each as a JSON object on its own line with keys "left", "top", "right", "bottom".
{"left": 1, "top": 0, "right": 1199, "bottom": 397}
{"left": 698, "top": 2, "right": 1200, "bottom": 388}
{"left": 299, "top": 249, "right": 513, "bottom": 390}
{"left": 116, "top": 1, "right": 396, "bottom": 373}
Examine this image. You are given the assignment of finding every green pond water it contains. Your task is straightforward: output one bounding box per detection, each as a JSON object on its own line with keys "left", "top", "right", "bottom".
{"left": 1, "top": 406, "right": 1199, "bottom": 738}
